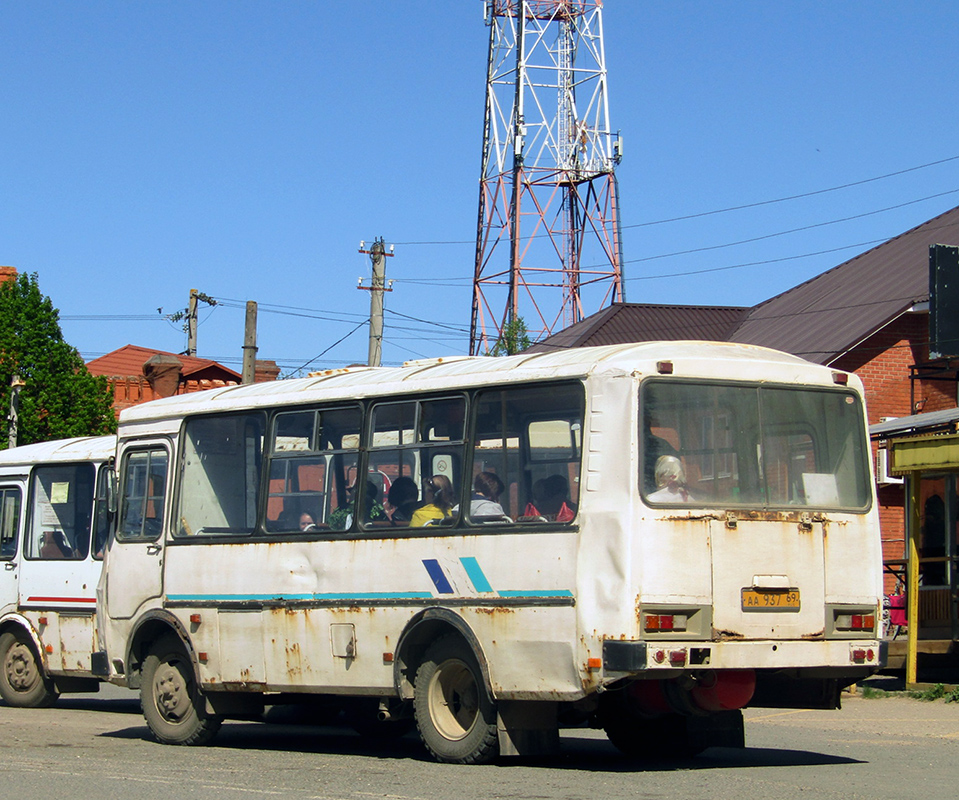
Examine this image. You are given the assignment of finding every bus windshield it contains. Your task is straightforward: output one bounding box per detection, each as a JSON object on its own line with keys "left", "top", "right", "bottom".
{"left": 641, "top": 380, "right": 871, "bottom": 510}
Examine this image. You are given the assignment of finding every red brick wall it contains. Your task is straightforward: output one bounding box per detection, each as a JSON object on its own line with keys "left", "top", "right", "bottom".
{"left": 107, "top": 376, "right": 239, "bottom": 417}
{"left": 832, "top": 311, "right": 958, "bottom": 593}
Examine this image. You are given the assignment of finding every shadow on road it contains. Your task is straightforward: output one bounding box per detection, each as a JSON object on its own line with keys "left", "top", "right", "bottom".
{"left": 98, "top": 718, "right": 864, "bottom": 771}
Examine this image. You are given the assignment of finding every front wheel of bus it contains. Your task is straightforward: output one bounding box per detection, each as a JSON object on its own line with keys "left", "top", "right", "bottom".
{"left": 414, "top": 636, "right": 498, "bottom": 764}
{"left": 141, "top": 637, "right": 221, "bottom": 745}
{"left": 0, "top": 631, "right": 59, "bottom": 708}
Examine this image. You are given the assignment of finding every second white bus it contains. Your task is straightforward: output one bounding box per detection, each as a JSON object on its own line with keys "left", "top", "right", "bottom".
{"left": 0, "top": 436, "right": 115, "bottom": 706}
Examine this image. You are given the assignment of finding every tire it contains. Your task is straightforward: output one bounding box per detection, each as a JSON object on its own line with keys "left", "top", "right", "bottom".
{"left": 413, "top": 635, "right": 498, "bottom": 764}
{"left": 0, "top": 630, "right": 59, "bottom": 708}
{"left": 140, "top": 636, "right": 221, "bottom": 745}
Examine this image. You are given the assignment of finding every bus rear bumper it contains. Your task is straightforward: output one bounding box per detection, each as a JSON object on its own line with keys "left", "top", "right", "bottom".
{"left": 602, "top": 637, "right": 884, "bottom": 674}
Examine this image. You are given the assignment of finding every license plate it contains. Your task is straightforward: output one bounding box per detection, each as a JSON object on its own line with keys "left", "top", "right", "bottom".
{"left": 741, "top": 588, "right": 801, "bottom": 612}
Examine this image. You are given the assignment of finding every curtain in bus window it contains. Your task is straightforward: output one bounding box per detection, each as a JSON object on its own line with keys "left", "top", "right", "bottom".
{"left": 28, "top": 463, "right": 96, "bottom": 560}
{"left": 177, "top": 413, "right": 264, "bottom": 536}
{"left": 117, "top": 449, "right": 168, "bottom": 541}
{"left": 471, "top": 384, "right": 583, "bottom": 525}
{"left": 0, "top": 487, "right": 21, "bottom": 558}
{"left": 267, "top": 406, "right": 361, "bottom": 532}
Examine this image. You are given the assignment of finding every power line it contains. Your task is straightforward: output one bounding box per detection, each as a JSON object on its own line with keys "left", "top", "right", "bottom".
{"left": 627, "top": 189, "right": 959, "bottom": 265}
{"left": 389, "top": 154, "right": 959, "bottom": 246}
{"left": 287, "top": 320, "right": 367, "bottom": 376}
{"left": 628, "top": 154, "right": 959, "bottom": 228}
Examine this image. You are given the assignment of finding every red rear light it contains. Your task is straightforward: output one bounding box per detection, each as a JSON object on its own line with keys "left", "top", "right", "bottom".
{"left": 644, "top": 613, "right": 688, "bottom": 632}
{"left": 836, "top": 612, "right": 876, "bottom": 632}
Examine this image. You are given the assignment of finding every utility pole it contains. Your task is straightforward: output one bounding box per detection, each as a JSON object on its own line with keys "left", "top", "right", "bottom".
{"left": 175, "top": 289, "right": 217, "bottom": 357}
{"left": 187, "top": 289, "right": 198, "bottom": 357}
{"left": 7, "top": 374, "right": 25, "bottom": 448}
{"left": 357, "top": 238, "right": 394, "bottom": 367}
{"left": 242, "top": 301, "right": 258, "bottom": 384}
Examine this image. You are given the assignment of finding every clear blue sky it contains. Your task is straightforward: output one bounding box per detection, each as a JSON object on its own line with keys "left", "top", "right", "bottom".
{"left": 3, "top": 1, "right": 959, "bottom": 374}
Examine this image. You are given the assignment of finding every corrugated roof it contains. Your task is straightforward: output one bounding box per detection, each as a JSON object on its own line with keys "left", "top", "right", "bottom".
{"left": 532, "top": 205, "right": 959, "bottom": 365}
{"left": 870, "top": 407, "right": 959, "bottom": 439}
{"left": 730, "top": 205, "right": 959, "bottom": 363}
{"left": 528, "top": 303, "right": 748, "bottom": 352}
{"left": 87, "top": 344, "right": 241, "bottom": 380}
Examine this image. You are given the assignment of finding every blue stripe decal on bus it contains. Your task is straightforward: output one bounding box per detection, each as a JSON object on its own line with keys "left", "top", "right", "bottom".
{"left": 422, "top": 559, "right": 455, "bottom": 594}
{"left": 497, "top": 590, "right": 575, "bottom": 598}
{"left": 459, "top": 557, "right": 494, "bottom": 594}
{"left": 165, "top": 592, "right": 434, "bottom": 602}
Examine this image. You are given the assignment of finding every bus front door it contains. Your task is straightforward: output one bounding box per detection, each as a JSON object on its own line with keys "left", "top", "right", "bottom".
{"left": 0, "top": 484, "right": 24, "bottom": 615}
{"left": 104, "top": 444, "right": 168, "bottom": 621}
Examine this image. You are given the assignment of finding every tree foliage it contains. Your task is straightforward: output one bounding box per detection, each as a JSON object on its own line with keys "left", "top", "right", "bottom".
{"left": 0, "top": 273, "right": 116, "bottom": 446}
{"left": 491, "top": 315, "right": 532, "bottom": 356}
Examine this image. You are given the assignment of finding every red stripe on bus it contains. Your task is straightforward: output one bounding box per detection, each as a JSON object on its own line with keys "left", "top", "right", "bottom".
{"left": 25, "top": 597, "right": 96, "bottom": 604}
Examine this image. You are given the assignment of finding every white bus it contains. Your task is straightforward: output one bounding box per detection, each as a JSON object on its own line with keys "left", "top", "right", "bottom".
{"left": 0, "top": 436, "right": 115, "bottom": 707}
{"left": 96, "top": 342, "right": 884, "bottom": 762}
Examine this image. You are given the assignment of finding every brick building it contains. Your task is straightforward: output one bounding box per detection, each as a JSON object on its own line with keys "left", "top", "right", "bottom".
{"left": 87, "top": 344, "right": 279, "bottom": 416}
{"left": 532, "top": 204, "right": 959, "bottom": 590}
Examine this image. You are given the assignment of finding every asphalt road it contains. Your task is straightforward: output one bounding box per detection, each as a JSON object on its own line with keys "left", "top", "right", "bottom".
{"left": 2, "top": 686, "right": 957, "bottom": 800}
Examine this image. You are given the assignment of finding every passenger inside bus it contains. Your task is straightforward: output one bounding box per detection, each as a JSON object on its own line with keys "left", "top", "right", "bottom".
{"left": 299, "top": 512, "right": 317, "bottom": 532}
{"left": 385, "top": 476, "right": 420, "bottom": 526}
{"left": 647, "top": 455, "right": 691, "bottom": 503}
{"left": 410, "top": 474, "right": 456, "bottom": 527}
{"left": 470, "top": 471, "right": 506, "bottom": 519}
{"left": 523, "top": 474, "right": 575, "bottom": 522}
{"left": 330, "top": 479, "right": 387, "bottom": 530}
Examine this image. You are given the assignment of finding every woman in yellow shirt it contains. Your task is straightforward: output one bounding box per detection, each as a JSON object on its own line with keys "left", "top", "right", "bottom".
{"left": 411, "top": 474, "right": 456, "bottom": 527}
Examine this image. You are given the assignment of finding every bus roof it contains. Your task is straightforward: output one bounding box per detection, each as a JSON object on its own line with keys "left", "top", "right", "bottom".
{"left": 0, "top": 435, "right": 115, "bottom": 465}
{"left": 117, "top": 341, "right": 854, "bottom": 429}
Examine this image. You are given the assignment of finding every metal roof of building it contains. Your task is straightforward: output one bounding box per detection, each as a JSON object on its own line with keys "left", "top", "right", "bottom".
{"left": 532, "top": 205, "right": 959, "bottom": 365}
{"left": 870, "top": 407, "right": 959, "bottom": 439}
{"left": 729, "top": 204, "right": 959, "bottom": 363}
{"left": 527, "top": 303, "right": 748, "bottom": 352}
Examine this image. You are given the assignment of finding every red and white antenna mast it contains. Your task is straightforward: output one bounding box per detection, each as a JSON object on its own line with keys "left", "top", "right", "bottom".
{"left": 470, "top": 0, "right": 625, "bottom": 355}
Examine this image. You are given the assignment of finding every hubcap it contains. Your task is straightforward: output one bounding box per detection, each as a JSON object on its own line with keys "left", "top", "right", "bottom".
{"left": 428, "top": 658, "right": 479, "bottom": 741}
{"left": 4, "top": 642, "right": 40, "bottom": 692}
{"left": 153, "top": 660, "right": 191, "bottom": 723}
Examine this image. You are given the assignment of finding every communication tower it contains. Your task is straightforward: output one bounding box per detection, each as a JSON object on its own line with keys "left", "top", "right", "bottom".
{"left": 470, "top": 0, "right": 625, "bottom": 354}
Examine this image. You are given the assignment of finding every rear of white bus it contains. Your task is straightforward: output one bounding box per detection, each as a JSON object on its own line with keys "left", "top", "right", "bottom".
{"left": 595, "top": 367, "right": 883, "bottom": 755}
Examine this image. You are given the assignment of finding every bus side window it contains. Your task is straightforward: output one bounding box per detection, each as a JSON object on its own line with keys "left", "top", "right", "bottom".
{"left": 28, "top": 463, "right": 95, "bottom": 560}
{"left": 472, "top": 383, "right": 583, "bottom": 525}
{"left": 117, "top": 449, "right": 168, "bottom": 542}
{"left": 0, "top": 487, "right": 21, "bottom": 558}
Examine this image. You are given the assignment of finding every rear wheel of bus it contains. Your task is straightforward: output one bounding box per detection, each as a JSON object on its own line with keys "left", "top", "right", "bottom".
{"left": 141, "top": 635, "right": 221, "bottom": 745}
{"left": 0, "top": 630, "right": 59, "bottom": 708}
{"left": 413, "top": 635, "right": 498, "bottom": 764}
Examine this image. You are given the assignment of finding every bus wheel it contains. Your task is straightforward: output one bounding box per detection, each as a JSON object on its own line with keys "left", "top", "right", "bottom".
{"left": 141, "top": 637, "right": 221, "bottom": 745}
{"left": 0, "top": 631, "right": 59, "bottom": 708}
{"left": 413, "top": 635, "right": 498, "bottom": 764}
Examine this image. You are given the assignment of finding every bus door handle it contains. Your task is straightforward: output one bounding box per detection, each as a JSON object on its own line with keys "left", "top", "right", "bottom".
{"left": 3, "top": 561, "right": 15, "bottom": 571}
{"left": 146, "top": 544, "right": 162, "bottom": 556}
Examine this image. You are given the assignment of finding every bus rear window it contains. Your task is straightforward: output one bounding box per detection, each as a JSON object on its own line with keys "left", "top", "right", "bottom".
{"left": 641, "top": 381, "right": 871, "bottom": 510}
